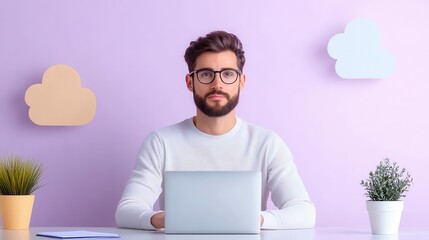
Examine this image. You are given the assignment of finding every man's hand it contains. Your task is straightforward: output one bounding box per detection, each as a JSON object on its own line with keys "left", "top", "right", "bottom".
{"left": 260, "top": 215, "right": 264, "bottom": 227}
{"left": 150, "top": 212, "right": 165, "bottom": 229}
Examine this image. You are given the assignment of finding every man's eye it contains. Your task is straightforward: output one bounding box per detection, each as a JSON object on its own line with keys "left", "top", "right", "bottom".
{"left": 199, "top": 71, "right": 213, "bottom": 78}
{"left": 222, "top": 71, "right": 235, "bottom": 78}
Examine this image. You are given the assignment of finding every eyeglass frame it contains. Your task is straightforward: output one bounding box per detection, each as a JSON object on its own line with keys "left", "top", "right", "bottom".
{"left": 189, "top": 68, "right": 242, "bottom": 85}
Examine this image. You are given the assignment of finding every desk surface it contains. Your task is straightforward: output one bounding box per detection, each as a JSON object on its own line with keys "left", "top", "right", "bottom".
{"left": 1, "top": 227, "right": 429, "bottom": 240}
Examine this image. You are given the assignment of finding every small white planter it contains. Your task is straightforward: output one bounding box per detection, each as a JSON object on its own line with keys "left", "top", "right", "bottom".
{"left": 366, "top": 201, "right": 404, "bottom": 235}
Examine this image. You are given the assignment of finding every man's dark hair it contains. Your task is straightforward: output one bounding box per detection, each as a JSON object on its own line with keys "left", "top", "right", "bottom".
{"left": 184, "top": 31, "right": 245, "bottom": 72}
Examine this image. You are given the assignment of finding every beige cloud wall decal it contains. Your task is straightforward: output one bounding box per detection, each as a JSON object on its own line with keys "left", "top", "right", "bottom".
{"left": 25, "top": 64, "right": 96, "bottom": 126}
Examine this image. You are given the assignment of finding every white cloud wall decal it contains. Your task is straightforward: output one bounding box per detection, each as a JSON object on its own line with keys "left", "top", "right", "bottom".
{"left": 327, "top": 18, "right": 395, "bottom": 79}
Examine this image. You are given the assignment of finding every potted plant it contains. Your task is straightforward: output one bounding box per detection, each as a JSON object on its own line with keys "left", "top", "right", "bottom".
{"left": 0, "top": 155, "right": 43, "bottom": 229}
{"left": 360, "top": 158, "right": 413, "bottom": 235}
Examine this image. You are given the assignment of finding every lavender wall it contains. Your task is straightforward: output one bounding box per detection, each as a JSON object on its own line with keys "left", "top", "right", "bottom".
{"left": 1, "top": 0, "right": 428, "bottom": 228}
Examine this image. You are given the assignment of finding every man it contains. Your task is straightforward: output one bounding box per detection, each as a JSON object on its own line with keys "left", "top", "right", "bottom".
{"left": 115, "top": 31, "right": 316, "bottom": 230}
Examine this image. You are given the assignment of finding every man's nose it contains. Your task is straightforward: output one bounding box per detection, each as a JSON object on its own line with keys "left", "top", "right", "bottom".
{"left": 211, "top": 72, "right": 223, "bottom": 89}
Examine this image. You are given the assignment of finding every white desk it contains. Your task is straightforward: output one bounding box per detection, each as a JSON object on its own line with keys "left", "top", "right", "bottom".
{"left": 1, "top": 227, "right": 429, "bottom": 240}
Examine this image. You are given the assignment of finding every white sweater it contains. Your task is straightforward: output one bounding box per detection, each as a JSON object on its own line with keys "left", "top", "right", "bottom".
{"left": 115, "top": 117, "right": 316, "bottom": 230}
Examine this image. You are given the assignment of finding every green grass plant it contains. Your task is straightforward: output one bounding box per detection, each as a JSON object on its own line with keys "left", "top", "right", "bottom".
{"left": 361, "top": 158, "right": 413, "bottom": 201}
{"left": 0, "top": 155, "right": 43, "bottom": 195}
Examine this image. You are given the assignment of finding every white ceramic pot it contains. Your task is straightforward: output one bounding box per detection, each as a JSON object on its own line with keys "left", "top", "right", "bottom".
{"left": 366, "top": 201, "right": 404, "bottom": 235}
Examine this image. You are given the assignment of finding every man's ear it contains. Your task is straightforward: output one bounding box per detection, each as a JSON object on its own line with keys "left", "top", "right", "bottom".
{"left": 239, "top": 73, "right": 246, "bottom": 91}
{"left": 186, "top": 74, "right": 193, "bottom": 92}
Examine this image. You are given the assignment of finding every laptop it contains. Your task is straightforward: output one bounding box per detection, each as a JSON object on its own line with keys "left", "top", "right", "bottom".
{"left": 164, "top": 171, "right": 261, "bottom": 234}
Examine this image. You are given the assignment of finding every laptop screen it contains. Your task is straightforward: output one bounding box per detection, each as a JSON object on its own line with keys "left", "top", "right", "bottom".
{"left": 164, "top": 171, "right": 261, "bottom": 234}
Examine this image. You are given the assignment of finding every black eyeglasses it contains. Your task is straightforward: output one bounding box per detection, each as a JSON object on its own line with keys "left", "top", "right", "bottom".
{"left": 189, "top": 68, "right": 241, "bottom": 84}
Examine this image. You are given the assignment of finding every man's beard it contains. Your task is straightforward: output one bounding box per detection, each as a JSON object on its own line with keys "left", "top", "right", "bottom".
{"left": 193, "top": 88, "right": 240, "bottom": 117}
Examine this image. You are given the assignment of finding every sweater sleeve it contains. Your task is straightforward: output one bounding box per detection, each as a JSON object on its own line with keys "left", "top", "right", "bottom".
{"left": 115, "top": 132, "right": 165, "bottom": 230}
{"left": 261, "top": 134, "right": 316, "bottom": 229}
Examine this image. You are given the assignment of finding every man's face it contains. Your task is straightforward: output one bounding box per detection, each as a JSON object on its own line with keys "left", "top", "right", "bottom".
{"left": 186, "top": 50, "right": 246, "bottom": 117}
